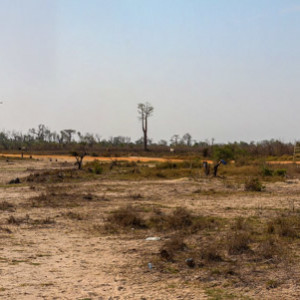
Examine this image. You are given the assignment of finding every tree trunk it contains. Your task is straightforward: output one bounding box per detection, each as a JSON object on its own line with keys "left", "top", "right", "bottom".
{"left": 143, "top": 130, "right": 147, "bottom": 151}
{"left": 78, "top": 159, "right": 82, "bottom": 170}
{"left": 143, "top": 116, "right": 148, "bottom": 151}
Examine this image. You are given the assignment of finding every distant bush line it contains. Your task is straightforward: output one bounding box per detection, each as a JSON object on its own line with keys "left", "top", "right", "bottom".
{"left": 0, "top": 124, "right": 294, "bottom": 158}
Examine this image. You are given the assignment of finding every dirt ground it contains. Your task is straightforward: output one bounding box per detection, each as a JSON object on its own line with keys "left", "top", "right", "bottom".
{"left": 1, "top": 154, "right": 184, "bottom": 163}
{"left": 0, "top": 159, "right": 300, "bottom": 299}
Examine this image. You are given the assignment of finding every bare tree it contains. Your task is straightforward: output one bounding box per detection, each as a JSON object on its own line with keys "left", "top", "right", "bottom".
{"left": 72, "top": 151, "right": 87, "bottom": 170}
{"left": 137, "top": 102, "right": 154, "bottom": 151}
{"left": 61, "top": 129, "right": 76, "bottom": 143}
{"left": 170, "top": 134, "right": 180, "bottom": 146}
{"left": 182, "top": 133, "right": 192, "bottom": 146}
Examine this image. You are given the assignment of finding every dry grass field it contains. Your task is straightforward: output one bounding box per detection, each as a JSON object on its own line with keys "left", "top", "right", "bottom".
{"left": 1, "top": 157, "right": 300, "bottom": 299}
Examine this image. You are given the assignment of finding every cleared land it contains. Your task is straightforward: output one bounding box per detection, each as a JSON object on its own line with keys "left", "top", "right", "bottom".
{"left": 0, "top": 158, "right": 300, "bottom": 299}
{"left": 1, "top": 154, "right": 185, "bottom": 163}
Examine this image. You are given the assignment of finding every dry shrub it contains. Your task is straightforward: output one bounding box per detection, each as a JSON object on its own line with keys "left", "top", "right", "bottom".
{"left": 160, "top": 235, "right": 187, "bottom": 262}
{"left": 245, "top": 178, "right": 264, "bottom": 192}
{"left": 267, "top": 215, "right": 300, "bottom": 238}
{"left": 7, "top": 215, "right": 55, "bottom": 226}
{"left": 256, "top": 236, "right": 285, "bottom": 262}
{"left": 0, "top": 226, "right": 12, "bottom": 234}
{"left": 276, "top": 215, "right": 300, "bottom": 238}
{"left": 148, "top": 207, "right": 219, "bottom": 233}
{"left": 130, "top": 193, "right": 143, "bottom": 200}
{"left": 231, "top": 217, "right": 247, "bottom": 231}
{"left": 8, "top": 178, "right": 21, "bottom": 184}
{"left": 26, "top": 169, "right": 80, "bottom": 184}
{"left": 83, "top": 193, "right": 93, "bottom": 201}
{"left": 266, "top": 279, "right": 280, "bottom": 289}
{"left": 30, "top": 187, "right": 81, "bottom": 208}
{"left": 190, "top": 215, "right": 218, "bottom": 233}
{"left": 166, "top": 207, "right": 193, "bottom": 229}
{"left": 65, "top": 211, "right": 84, "bottom": 220}
{"left": 30, "top": 217, "right": 55, "bottom": 225}
{"left": 227, "top": 231, "right": 251, "bottom": 255}
{"left": 266, "top": 221, "right": 275, "bottom": 234}
{"left": 106, "top": 205, "right": 146, "bottom": 229}
{"left": 277, "top": 220, "right": 297, "bottom": 238}
{"left": 200, "top": 243, "right": 223, "bottom": 262}
{"left": 148, "top": 210, "right": 167, "bottom": 231}
{"left": 85, "top": 160, "right": 103, "bottom": 174}
{"left": 7, "top": 215, "right": 29, "bottom": 225}
{"left": 148, "top": 207, "right": 193, "bottom": 231}
{"left": 0, "top": 201, "right": 15, "bottom": 211}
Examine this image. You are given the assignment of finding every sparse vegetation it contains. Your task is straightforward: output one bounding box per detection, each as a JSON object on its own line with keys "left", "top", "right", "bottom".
{"left": 160, "top": 235, "right": 187, "bottom": 262}
{"left": 0, "top": 201, "right": 15, "bottom": 211}
{"left": 245, "top": 177, "right": 264, "bottom": 191}
{"left": 105, "top": 206, "right": 147, "bottom": 231}
{"left": 1, "top": 149, "right": 300, "bottom": 298}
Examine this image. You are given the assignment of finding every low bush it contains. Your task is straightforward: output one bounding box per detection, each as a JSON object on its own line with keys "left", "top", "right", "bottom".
{"left": 148, "top": 207, "right": 219, "bottom": 233}
{"left": 262, "top": 166, "right": 286, "bottom": 177}
{"left": 166, "top": 207, "right": 193, "bottom": 229}
{"left": 86, "top": 160, "right": 103, "bottom": 174}
{"left": 106, "top": 206, "right": 146, "bottom": 229}
{"left": 245, "top": 178, "right": 264, "bottom": 192}
{"left": 200, "top": 243, "right": 223, "bottom": 262}
{"left": 274, "top": 169, "right": 287, "bottom": 177}
{"left": 160, "top": 235, "right": 187, "bottom": 262}
{"left": 227, "top": 231, "right": 251, "bottom": 255}
{"left": 0, "top": 201, "right": 15, "bottom": 211}
{"left": 256, "top": 236, "right": 284, "bottom": 261}
{"left": 262, "top": 166, "right": 273, "bottom": 176}
{"left": 275, "top": 215, "right": 299, "bottom": 238}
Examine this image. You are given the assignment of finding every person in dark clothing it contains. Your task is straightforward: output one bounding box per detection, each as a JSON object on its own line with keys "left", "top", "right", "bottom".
{"left": 213, "top": 159, "right": 227, "bottom": 177}
{"left": 203, "top": 161, "right": 210, "bottom": 176}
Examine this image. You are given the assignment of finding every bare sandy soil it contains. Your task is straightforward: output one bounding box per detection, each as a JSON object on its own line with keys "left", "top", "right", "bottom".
{"left": 1, "top": 154, "right": 184, "bottom": 163}
{"left": 0, "top": 159, "right": 300, "bottom": 299}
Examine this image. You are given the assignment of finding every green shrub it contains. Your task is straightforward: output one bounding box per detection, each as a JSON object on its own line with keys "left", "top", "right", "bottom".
{"left": 262, "top": 166, "right": 273, "bottom": 176}
{"left": 274, "top": 169, "right": 286, "bottom": 177}
{"left": 156, "top": 162, "right": 178, "bottom": 169}
{"left": 93, "top": 164, "right": 103, "bottom": 174}
{"left": 213, "top": 145, "right": 235, "bottom": 161}
{"left": 262, "top": 166, "right": 286, "bottom": 177}
{"left": 85, "top": 160, "right": 103, "bottom": 174}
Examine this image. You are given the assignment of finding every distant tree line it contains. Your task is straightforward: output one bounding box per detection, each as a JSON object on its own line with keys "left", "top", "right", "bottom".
{"left": 0, "top": 124, "right": 294, "bottom": 159}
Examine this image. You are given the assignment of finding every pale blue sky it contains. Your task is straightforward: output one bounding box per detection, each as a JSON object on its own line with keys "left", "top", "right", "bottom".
{"left": 0, "top": 0, "right": 299, "bottom": 143}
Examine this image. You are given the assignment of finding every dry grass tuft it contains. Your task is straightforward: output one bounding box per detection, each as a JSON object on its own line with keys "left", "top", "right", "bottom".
{"left": 105, "top": 206, "right": 146, "bottom": 231}
{"left": 7, "top": 215, "right": 55, "bottom": 226}
{"left": 256, "top": 236, "right": 286, "bottom": 262}
{"left": 166, "top": 207, "right": 193, "bottom": 229}
{"left": 227, "top": 231, "right": 251, "bottom": 255}
{"left": 244, "top": 177, "right": 264, "bottom": 191}
{"left": 200, "top": 243, "right": 223, "bottom": 262}
{"left": 160, "top": 235, "right": 187, "bottom": 262}
{"left": 0, "top": 201, "right": 15, "bottom": 211}
{"left": 65, "top": 211, "right": 84, "bottom": 220}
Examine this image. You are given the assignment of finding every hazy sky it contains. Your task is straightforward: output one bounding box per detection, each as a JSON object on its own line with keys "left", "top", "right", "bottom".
{"left": 0, "top": 0, "right": 299, "bottom": 143}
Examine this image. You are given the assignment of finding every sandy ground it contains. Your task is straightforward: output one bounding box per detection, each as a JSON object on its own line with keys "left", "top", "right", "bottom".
{"left": 1, "top": 154, "right": 185, "bottom": 163}
{"left": 0, "top": 159, "right": 300, "bottom": 299}
{"left": 2, "top": 153, "right": 299, "bottom": 166}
